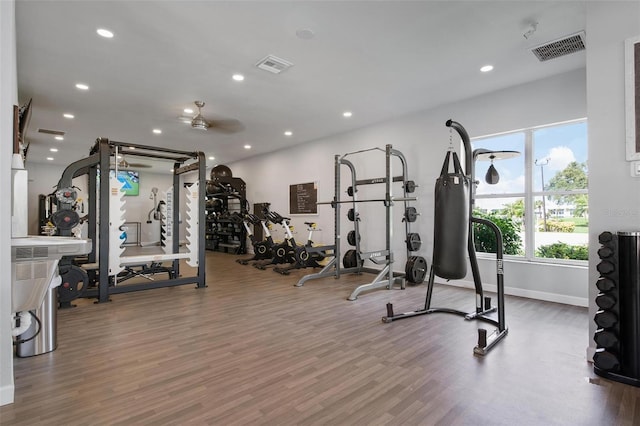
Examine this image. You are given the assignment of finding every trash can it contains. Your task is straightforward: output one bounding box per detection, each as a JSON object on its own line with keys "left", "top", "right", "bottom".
{"left": 16, "top": 287, "right": 58, "bottom": 358}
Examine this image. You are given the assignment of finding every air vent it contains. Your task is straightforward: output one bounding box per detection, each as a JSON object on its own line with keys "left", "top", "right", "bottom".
{"left": 38, "top": 129, "right": 65, "bottom": 136}
{"left": 531, "top": 31, "right": 586, "bottom": 62}
{"left": 255, "top": 55, "right": 294, "bottom": 74}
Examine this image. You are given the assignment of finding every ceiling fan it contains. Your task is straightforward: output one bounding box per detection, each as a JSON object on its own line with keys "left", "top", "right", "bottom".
{"left": 113, "top": 153, "right": 152, "bottom": 169}
{"left": 180, "top": 101, "right": 244, "bottom": 134}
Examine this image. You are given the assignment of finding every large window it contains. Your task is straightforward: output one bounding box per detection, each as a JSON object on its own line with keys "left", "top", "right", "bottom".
{"left": 472, "top": 119, "right": 588, "bottom": 262}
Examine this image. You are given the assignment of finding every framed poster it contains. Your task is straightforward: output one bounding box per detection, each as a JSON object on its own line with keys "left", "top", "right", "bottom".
{"left": 289, "top": 182, "right": 318, "bottom": 215}
{"left": 625, "top": 35, "right": 640, "bottom": 160}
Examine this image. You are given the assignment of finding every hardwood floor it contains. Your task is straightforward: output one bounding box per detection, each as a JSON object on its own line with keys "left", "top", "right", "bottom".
{"left": 1, "top": 251, "right": 639, "bottom": 425}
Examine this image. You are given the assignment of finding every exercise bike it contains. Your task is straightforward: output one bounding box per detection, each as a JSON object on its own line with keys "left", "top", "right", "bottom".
{"left": 253, "top": 210, "right": 296, "bottom": 270}
{"left": 274, "top": 222, "right": 325, "bottom": 275}
{"left": 236, "top": 213, "right": 275, "bottom": 265}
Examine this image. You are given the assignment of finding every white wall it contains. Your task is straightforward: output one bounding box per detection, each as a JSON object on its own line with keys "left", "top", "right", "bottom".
{"left": 586, "top": 1, "right": 640, "bottom": 359}
{"left": 1, "top": 0, "right": 17, "bottom": 406}
{"left": 231, "top": 68, "right": 588, "bottom": 305}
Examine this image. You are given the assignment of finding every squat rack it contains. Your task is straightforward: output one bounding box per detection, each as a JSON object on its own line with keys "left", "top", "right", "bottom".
{"left": 55, "top": 138, "right": 206, "bottom": 303}
{"left": 296, "top": 144, "right": 418, "bottom": 300}
{"left": 383, "top": 120, "right": 507, "bottom": 356}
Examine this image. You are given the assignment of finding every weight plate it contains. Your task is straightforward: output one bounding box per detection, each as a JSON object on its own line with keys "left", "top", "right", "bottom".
{"left": 405, "top": 180, "right": 416, "bottom": 193}
{"left": 405, "top": 256, "right": 427, "bottom": 284}
{"left": 347, "top": 230, "right": 360, "bottom": 246}
{"left": 58, "top": 265, "right": 90, "bottom": 303}
{"left": 347, "top": 186, "right": 356, "bottom": 197}
{"left": 404, "top": 207, "right": 418, "bottom": 223}
{"left": 51, "top": 209, "right": 80, "bottom": 230}
{"left": 406, "top": 233, "right": 421, "bottom": 251}
{"left": 347, "top": 208, "right": 359, "bottom": 222}
{"left": 343, "top": 249, "right": 362, "bottom": 269}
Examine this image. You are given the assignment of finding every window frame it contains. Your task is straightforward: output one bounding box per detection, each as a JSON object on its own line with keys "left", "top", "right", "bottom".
{"left": 471, "top": 118, "right": 588, "bottom": 265}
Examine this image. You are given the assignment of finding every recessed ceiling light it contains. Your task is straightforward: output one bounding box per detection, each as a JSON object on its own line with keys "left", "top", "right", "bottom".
{"left": 169, "top": 168, "right": 174, "bottom": 173}
{"left": 49, "top": 148, "right": 58, "bottom": 152}
{"left": 96, "top": 28, "right": 114, "bottom": 38}
{"left": 480, "top": 65, "right": 494, "bottom": 73}
{"left": 244, "top": 144, "right": 251, "bottom": 149}
{"left": 116, "top": 155, "right": 122, "bottom": 159}
{"left": 63, "top": 113, "right": 74, "bottom": 119}
{"left": 128, "top": 146, "right": 135, "bottom": 150}
{"left": 153, "top": 129, "right": 162, "bottom": 134}
{"left": 343, "top": 111, "right": 353, "bottom": 118}
{"left": 284, "top": 131, "right": 293, "bottom": 136}
{"left": 208, "top": 156, "right": 215, "bottom": 160}
{"left": 46, "top": 157, "right": 54, "bottom": 161}
{"left": 184, "top": 108, "right": 193, "bottom": 114}
{"left": 232, "top": 74, "right": 245, "bottom": 81}
{"left": 75, "top": 83, "right": 89, "bottom": 90}
{"left": 55, "top": 136, "right": 64, "bottom": 141}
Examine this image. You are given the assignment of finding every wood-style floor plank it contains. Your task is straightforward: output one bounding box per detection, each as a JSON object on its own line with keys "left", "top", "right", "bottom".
{"left": 1, "top": 251, "right": 638, "bottom": 425}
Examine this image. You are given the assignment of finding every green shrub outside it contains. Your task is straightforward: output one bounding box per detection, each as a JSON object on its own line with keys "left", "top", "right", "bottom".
{"left": 536, "top": 242, "right": 588, "bottom": 260}
{"left": 539, "top": 220, "right": 576, "bottom": 233}
{"left": 472, "top": 211, "right": 523, "bottom": 256}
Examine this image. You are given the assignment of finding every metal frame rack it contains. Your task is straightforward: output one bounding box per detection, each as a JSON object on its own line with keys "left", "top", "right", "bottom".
{"left": 296, "top": 144, "right": 418, "bottom": 300}
{"left": 55, "top": 138, "right": 206, "bottom": 303}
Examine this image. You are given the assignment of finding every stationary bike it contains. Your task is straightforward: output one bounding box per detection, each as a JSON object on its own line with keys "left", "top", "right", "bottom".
{"left": 236, "top": 213, "right": 274, "bottom": 265}
{"left": 253, "top": 210, "right": 296, "bottom": 270}
{"left": 274, "top": 222, "right": 325, "bottom": 275}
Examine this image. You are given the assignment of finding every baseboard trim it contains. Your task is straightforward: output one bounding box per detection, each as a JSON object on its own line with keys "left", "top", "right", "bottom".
{"left": 440, "top": 279, "right": 589, "bottom": 307}
{"left": 0, "top": 384, "right": 14, "bottom": 406}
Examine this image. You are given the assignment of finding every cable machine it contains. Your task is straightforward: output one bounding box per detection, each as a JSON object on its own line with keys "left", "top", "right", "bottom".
{"left": 296, "top": 144, "right": 424, "bottom": 300}
{"left": 54, "top": 138, "right": 206, "bottom": 303}
{"left": 383, "top": 120, "right": 511, "bottom": 356}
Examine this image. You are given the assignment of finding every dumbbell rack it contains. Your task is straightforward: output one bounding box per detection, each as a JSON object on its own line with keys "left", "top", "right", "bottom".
{"left": 296, "top": 144, "right": 422, "bottom": 300}
{"left": 593, "top": 231, "right": 640, "bottom": 387}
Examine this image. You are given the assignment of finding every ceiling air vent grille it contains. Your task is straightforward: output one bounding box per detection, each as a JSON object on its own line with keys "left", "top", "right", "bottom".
{"left": 531, "top": 31, "right": 586, "bottom": 62}
{"left": 255, "top": 55, "right": 293, "bottom": 74}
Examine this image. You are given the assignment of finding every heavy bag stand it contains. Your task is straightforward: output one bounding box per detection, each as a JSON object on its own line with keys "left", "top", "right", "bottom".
{"left": 383, "top": 120, "right": 508, "bottom": 356}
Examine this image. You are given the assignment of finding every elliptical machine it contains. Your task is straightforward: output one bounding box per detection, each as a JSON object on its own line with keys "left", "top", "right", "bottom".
{"left": 236, "top": 213, "right": 275, "bottom": 265}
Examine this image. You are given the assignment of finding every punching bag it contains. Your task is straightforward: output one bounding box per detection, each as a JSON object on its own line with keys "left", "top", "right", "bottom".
{"left": 433, "top": 150, "right": 469, "bottom": 279}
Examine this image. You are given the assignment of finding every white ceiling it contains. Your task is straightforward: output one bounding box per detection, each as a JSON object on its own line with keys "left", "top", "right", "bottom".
{"left": 15, "top": 1, "right": 587, "bottom": 171}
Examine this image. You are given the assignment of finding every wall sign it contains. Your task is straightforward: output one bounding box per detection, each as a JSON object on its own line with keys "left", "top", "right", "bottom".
{"left": 626, "top": 35, "right": 640, "bottom": 160}
{"left": 289, "top": 182, "right": 318, "bottom": 215}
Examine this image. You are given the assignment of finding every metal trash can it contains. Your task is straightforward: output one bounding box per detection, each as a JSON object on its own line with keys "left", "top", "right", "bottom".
{"left": 16, "top": 288, "right": 58, "bottom": 357}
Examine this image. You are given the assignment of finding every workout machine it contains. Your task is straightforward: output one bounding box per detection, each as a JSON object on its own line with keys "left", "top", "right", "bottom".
{"left": 383, "top": 120, "right": 512, "bottom": 356}
{"left": 53, "top": 138, "right": 206, "bottom": 304}
{"left": 236, "top": 213, "right": 274, "bottom": 265}
{"left": 273, "top": 221, "right": 325, "bottom": 275}
{"left": 297, "top": 144, "right": 423, "bottom": 300}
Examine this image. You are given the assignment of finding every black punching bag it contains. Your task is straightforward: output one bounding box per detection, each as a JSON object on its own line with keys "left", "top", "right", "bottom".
{"left": 433, "top": 150, "right": 469, "bottom": 279}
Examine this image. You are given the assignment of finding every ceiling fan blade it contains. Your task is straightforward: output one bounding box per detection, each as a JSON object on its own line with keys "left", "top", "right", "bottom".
{"left": 206, "top": 118, "right": 244, "bottom": 134}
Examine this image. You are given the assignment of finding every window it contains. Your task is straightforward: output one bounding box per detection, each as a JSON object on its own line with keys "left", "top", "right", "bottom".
{"left": 471, "top": 119, "right": 588, "bottom": 262}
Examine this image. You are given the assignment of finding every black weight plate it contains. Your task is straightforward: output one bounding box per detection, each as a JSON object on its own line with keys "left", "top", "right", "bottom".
{"left": 343, "top": 249, "right": 362, "bottom": 268}
{"left": 347, "top": 186, "right": 355, "bottom": 197}
{"left": 347, "top": 208, "right": 359, "bottom": 222}
{"left": 58, "top": 265, "right": 89, "bottom": 303}
{"left": 404, "top": 207, "right": 418, "bottom": 223}
{"left": 405, "top": 256, "right": 427, "bottom": 284}
{"left": 347, "top": 230, "right": 360, "bottom": 246}
{"left": 406, "top": 233, "right": 421, "bottom": 251}
{"left": 405, "top": 180, "right": 416, "bottom": 193}
{"left": 51, "top": 209, "right": 80, "bottom": 230}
